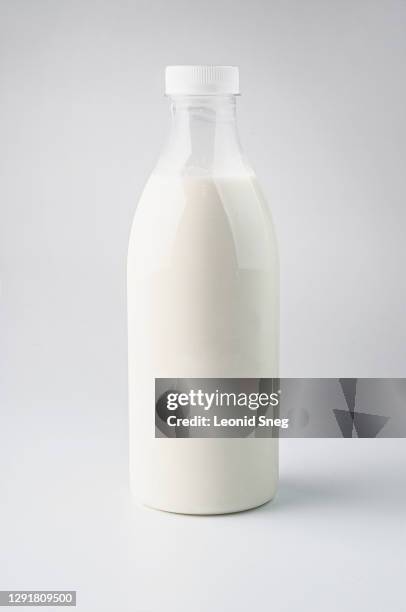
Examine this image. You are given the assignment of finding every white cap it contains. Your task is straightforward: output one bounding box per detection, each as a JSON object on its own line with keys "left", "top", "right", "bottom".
{"left": 165, "top": 65, "right": 240, "bottom": 96}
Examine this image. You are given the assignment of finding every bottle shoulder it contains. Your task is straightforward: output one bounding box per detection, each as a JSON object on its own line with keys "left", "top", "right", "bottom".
{"left": 128, "top": 173, "right": 278, "bottom": 275}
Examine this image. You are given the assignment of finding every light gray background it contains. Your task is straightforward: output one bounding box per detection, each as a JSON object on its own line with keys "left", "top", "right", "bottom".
{"left": 1, "top": 1, "right": 405, "bottom": 611}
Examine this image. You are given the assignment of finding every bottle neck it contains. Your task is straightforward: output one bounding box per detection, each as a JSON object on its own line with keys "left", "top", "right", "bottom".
{"left": 155, "top": 95, "right": 250, "bottom": 177}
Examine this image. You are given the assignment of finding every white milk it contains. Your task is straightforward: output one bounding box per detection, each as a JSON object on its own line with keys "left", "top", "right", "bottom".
{"left": 127, "top": 173, "right": 279, "bottom": 514}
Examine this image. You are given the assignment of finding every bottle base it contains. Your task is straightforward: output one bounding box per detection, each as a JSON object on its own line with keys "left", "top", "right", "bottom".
{"left": 139, "top": 492, "right": 276, "bottom": 516}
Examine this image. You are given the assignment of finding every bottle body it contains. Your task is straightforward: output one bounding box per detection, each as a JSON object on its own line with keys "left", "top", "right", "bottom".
{"left": 127, "top": 85, "right": 279, "bottom": 514}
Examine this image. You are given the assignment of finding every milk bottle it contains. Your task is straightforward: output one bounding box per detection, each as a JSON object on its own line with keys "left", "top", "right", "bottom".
{"left": 128, "top": 66, "right": 279, "bottom": 513}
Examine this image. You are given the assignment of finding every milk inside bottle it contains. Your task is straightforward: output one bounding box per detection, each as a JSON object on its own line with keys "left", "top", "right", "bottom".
{"left": 127, "top": 66, "right": 279, "bottom": 514}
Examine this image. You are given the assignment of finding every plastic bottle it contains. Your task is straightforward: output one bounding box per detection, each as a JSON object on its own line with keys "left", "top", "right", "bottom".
{"left": 128, "top": 66, "right": 279, "bottom": 514}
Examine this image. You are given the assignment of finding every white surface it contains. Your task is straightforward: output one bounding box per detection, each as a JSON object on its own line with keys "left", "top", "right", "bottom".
{"left": 1, "top": 438, "right": 405, "bottom": 611}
